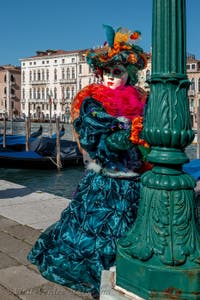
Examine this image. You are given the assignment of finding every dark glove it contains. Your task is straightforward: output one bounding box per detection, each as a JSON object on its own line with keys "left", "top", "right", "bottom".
{"left": 106, "top": 130, "right": 133, "bottom": 151}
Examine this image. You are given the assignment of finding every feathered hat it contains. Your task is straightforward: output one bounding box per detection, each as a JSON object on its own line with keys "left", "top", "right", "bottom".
{"left": 86, "top": 24, "right": 147, "bottom": 85}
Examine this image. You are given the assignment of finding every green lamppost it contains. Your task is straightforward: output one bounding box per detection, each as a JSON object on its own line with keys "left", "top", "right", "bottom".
{"left": 116, "top": 1, "right": 200, "bottom": 299}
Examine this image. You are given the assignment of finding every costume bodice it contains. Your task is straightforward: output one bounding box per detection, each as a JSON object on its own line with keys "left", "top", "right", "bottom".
{"left": 74, "top": 97, "right": 143, "bottom": 177}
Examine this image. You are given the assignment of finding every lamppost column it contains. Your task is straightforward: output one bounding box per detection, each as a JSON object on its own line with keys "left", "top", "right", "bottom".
{"left": 116, "top": 1, "right": 200, "bottom": 299}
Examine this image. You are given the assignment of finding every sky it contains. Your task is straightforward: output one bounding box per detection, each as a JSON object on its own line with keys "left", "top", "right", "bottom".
{"left": 0, "top": 0, "right": 199, "bottom": 66}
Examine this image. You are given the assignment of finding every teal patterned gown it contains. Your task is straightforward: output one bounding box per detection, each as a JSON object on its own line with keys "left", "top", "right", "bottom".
{"left": 27, "top": 97, "right": 144, "bottom": 297}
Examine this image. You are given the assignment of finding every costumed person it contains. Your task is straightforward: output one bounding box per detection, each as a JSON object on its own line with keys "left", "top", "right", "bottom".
{"left": 27, "top": 24, "right": 151, "bottom": 299}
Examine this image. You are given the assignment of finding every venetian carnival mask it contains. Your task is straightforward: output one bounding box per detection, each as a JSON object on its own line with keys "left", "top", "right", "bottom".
{"left": 102, "top": 64, "right": 129, "bottom": 89}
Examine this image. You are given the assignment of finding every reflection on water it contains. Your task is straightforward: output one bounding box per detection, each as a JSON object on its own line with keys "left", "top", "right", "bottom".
{"left": 0, "top": 166, "right": 85, "bottom": 199}
{"left": 185, "top": 144, "right": 197, "bottom": 161}
{"left": 0, "top": 121, "right": 84, "bottom": 199}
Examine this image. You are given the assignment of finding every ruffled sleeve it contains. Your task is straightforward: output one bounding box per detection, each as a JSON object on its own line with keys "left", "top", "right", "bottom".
{"left": 73, "top": 97, "right": 126, "bottom": 165}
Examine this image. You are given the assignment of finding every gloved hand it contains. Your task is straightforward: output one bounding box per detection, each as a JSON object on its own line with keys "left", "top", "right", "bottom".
{"left": 106, "top": 130, "right": 133, "bottom": 151}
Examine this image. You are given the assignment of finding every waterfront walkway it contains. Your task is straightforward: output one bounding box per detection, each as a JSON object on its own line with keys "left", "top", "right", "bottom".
{"left": 0, "top": 179, "right": 92, "bottom": 300}
{"left": 1, "top": 179, "right": 200, "bottom": 300}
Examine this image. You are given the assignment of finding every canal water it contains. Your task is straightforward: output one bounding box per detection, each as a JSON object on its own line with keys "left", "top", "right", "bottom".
{"left": 0, "top": 121, "right": 85, "bottom": 199}
{"left": 0, "top": 121, "right": 198, "bottom": 199}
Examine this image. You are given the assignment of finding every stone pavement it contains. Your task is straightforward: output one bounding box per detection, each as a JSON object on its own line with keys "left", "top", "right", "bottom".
{"left": 0, "top": 179, "right": 200, "bottom": 300}
{"left": 0, "top": 180, "right": 93, "bottom": 300}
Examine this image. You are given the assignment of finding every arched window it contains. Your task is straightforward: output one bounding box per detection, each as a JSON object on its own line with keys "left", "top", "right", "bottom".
{"left": 42, "top": 88, "right": 45, "bottom": 99}
{"left": 29, "top": 88, "right": 32, "bottom": 99}
{"left": 72, "top": 67, "right": 75, "bottom": 79}
{"left": 146, "top": 69, "right": 151, "bottom": 81}
{"left": 79, "top": 65, "right": 82, "bottom": 74}
{"left": 29, "top": 71, "right": 32, "bottom": 81}
{"left": 54, "top": 87, "right": 57, "bottom": 99}
{"left": 190, "top": 78, "right": 195, "bottom": 90}
{"left": 54, "top": 69, "right": 57, "bottom": 81}
{"left": 46, "top": 69, "right": 49, "bottom": 81}
{"left": 62, "top": 68, "right": 65, "bottom": 79}
{"left": 42, "top": 69, "right": 45, "bottom": 80}
{"left": 61, "top": 87, "right": 65, "bottom": 99}
{"left": 189, "top": 99, "right": 194, "bottom": 112}
{"left": 37, "top": 88, "right": 40, "bottom": 99}
{"left": 67, "top": 68, "right": 70, "bottom": 79}
{"left": 198, "top": 78, "right": 200, "bottom": 92}
{"left": 79, "top": 80, "right": 82, "bottom": 90}
{"left": 33, "top": 88, "right": 36, "bottom": 99}
{"left": 46, "top": 88, "right": 49, "bottom": 99}
{"left": 22, "top": 71, "right": 25, "bottom": 82}
{"left": 38, "top": 70, "right": 41, "bottom": 81}
{"left": 66, "top": 87, "right": 70, "bottom": 98}
{"left": 33, "top": 70, "right": 36, "bottom": 81}
{"left": 71, "top": 86, "right": 75, "bottom": 98}
{"left": 22, "top": 88, "right": 25, "bottom": 99}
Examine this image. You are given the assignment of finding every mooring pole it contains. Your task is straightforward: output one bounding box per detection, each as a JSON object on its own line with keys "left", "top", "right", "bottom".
{"left": 116, "top": 1, "right": 200, "bottom": 299}
{"left": 25, "top": 117, "right": 30, "bottom": 151}
{"left": 56, "top": 117, "right": 62, "bottom": 171}
{"left": 49, "top": 94, "right": 53, "bottom": 138}
{"left": 197, "top": 106, "right": 200, "bottom": 158}
{"left": 3, "top": 113, "right": 6, "bottom": 148}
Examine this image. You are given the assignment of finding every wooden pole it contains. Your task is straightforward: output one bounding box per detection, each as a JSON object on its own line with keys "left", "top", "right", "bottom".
{"left": 28, "top": 102, "right": 31, "bottom": 136}
{"left": 3, "top": 113, "right": 6, "bottom": 148}
{"left": 197, "top": 106, "right": 200, "bottom": 158}
{"left": 28, "top": 102, "right": 30, "bottom": 118}
{"left": 49, "top": 99, "right": 52, "bottom": 138}
{"left": 56, "top": 117, "right": 62, "bottom": 170}
{"left": 10, "top": 109, "right": 13, "bottom": 135}
{"left": 25, "top": 117, "right": 30, "bottom": 151}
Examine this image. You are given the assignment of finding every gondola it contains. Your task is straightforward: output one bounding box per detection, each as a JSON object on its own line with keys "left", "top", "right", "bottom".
{"left": 0, "top": 129, "right": 83, "bottom": 169}
{"left": 0, "top": 139, "right": 83, "bottom": 169}
{"left": 0, "top": 126, "right": 43, "bottom": 150}
{"left": 183, "top": 158, "right": 200, "bottom": 181}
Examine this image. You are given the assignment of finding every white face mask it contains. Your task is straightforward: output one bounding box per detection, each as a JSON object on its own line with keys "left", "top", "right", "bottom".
{"left": 102, "top": 65, "right": 129, "bottom": 89}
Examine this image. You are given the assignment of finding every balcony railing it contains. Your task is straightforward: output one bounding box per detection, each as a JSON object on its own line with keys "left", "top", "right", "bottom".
{"left": 30, "top": 80, "right": 49, "bottom": 85}
{"left": 60, "top": 78, "right": 76, "bottom": 84}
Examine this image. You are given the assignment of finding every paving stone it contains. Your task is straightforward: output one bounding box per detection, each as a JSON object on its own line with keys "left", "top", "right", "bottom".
{"left": 0, "top": 215, "right": 19, "bottom": 229}
{"left": 0, "top": 265, "right": 47, "bottom": 292}
{"left": 0, "top": 251, "right": 20, "bottom": 269}
{"left": 26, "top": 263, "right": 40, "bottom": 274}
{"left": 0, "top": 284, "right": 20, "bottom": 300}
{"left": 0, "top": 231, "right": 32, "bottom": 265}
{"left": 2, "top": 224, "right": 41, "bottom": 246}
{"left": 0, "top": 196, "right": 68, "bottom": 230}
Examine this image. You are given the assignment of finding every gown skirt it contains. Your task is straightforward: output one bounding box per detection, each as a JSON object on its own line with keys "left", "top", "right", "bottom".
{"left": 27, "top": 169, "right": 140, "bottom": 296}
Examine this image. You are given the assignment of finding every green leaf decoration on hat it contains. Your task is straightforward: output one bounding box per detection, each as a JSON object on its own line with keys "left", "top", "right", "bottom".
{"left": 103, "top": 24, "right": 115, "bottom": 47}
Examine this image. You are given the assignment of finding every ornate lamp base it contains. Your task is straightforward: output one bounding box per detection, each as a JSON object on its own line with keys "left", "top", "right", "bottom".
{"left": 116, "top": 254, "right": 200, "bottom": 300}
